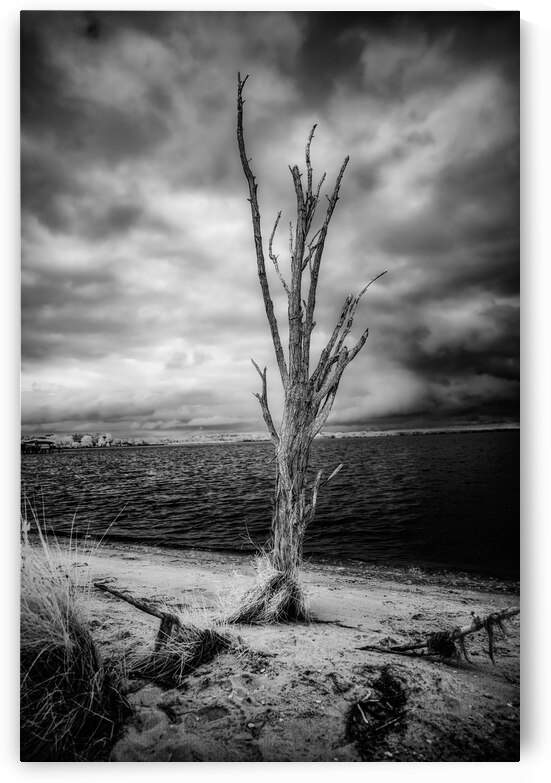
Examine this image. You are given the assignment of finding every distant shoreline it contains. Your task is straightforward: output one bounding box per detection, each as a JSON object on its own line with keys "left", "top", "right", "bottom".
{"left": 21, "top": 425, "right": 520, "bottom": 451}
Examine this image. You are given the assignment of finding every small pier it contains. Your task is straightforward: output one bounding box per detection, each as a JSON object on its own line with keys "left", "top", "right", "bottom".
{"left": 21, "top": 438, "right": 59, "bottom": 454}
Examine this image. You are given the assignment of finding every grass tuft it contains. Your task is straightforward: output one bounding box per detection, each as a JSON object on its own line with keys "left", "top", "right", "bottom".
{"left": 20, "top": 531, "right": 129, "bottom": 761}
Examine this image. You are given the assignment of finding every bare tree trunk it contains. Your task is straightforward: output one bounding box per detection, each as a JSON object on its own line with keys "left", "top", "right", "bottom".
{"left": 228, "top": 74, "right": 386, "bottom": 623}
{"left": 271, "top": 396, "right": 312, "bottom": 575}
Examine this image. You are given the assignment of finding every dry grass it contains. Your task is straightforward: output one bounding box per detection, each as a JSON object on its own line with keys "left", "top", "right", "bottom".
{"left": 225, "top": 553, "right": 312, "bottom": 624}
{"left": 20, "top": 529, "right": 129, "bottom": 761}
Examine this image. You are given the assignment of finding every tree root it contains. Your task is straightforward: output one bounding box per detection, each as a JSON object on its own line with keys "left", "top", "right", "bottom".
{"left": 226, "top": 569, "right": 311, "bottom": 625}
{"left": 358, "top": 607, "right": 519, "bottom": 664}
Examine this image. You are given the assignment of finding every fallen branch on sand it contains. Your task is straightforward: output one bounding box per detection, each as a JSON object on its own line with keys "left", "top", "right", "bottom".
{"left": 94, "top": 582, "right": 232, "bottom": 687}
{"left": 358, "top": 607, "right": 519, "bottom": 664}
{"left": 94, "top": 581, "right": 182, "bottom": 650}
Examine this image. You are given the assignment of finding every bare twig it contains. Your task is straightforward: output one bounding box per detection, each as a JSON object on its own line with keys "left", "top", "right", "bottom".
{"left": 320, "top": 463, "right": 343, "bottom": 488}
{"left": 357, "top": 703, "right": 369, "bottom": 725}
{"left": 251, "top": 359, "right": 279, "bottom": 445}
{"left": 373, "top": 715, "right": 402, "bottom": 733}
{"left": 268, "top": 211, "right": 290, "bottom": 296}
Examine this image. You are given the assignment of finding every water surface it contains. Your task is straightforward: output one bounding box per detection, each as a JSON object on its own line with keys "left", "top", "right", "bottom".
{"left": 21, "top": 431, "right": 519, "bottom": 578}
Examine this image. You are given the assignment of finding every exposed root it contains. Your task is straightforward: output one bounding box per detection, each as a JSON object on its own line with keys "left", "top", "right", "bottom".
{"left": 226, "top": 556, "right": 311, "bottom": 624}
{"left": 358, "top": 607, "right": 519, "bottom": 664}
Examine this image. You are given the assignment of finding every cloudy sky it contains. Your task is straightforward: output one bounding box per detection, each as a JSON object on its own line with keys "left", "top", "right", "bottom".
{"left": 21, "top": 10, "right": 519, "bottom": 437}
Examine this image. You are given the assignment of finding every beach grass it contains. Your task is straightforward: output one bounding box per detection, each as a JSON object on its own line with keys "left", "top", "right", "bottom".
{"left": 20, "top": 523, "right": 129, "bottom": 761}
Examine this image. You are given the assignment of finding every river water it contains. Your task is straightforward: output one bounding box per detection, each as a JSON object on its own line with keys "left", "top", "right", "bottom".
{"left": 21, "top": 430, "right": 519, "bottom": 578}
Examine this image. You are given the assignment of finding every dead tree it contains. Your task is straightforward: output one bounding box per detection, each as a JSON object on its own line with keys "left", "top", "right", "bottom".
{"left": 229, "top": 74, "right": 386, "bottom": 623}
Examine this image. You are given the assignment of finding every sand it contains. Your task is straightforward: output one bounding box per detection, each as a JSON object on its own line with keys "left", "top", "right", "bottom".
{"left": 57, "top": 539, "right": 519, "bottom": 762}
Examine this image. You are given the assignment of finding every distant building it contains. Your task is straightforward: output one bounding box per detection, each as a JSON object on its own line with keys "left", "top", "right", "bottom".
{"left": 21, "top": 438, "right": 58, "bottom": 454}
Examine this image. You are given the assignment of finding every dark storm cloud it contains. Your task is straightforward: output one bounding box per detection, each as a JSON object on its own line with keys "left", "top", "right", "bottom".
{"left": 296, "top": 11, "right": 518, "bottom": 105}
{"left": 21, "top": 385, "right": 221, "bottom": 428}
{"left": 22, "top": 266, "right": 119, "bottom": 312}
{"left": 21, "top": 14, "right": 78, "bottom": 135}
{"left": 375, "top": 143, "right": 518, "bottom": 256}
{"left": 20, "top": 10, "right": 519, "bottom": 434}
{"left": 21, "top": 151, "right": 150, "bottom": 237}
{"left": 21, "top": 150, "right": 83, "bottom": 233}
{"left": 391, "top": 303, "right": 519, "bottom": 382}
{"left": 83, "top": 204, "right": 145, "bottom": 241}
{"left": 21, "top": 12, "right": 172, "bottom": 167}
{"left": 87, "top": 106, "right": 170, "bottom": 166}
{"left": 388, "top": 243, "right": 521, "bottom": 306}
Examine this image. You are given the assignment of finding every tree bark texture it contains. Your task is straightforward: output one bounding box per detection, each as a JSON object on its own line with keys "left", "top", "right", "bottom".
{"left": 235, "top": 75, "right": 385, "bottom": 617}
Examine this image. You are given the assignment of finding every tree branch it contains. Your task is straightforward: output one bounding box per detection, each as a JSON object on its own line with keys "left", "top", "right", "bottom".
{"left": 314, "top": 172, "right": 326, "bottom": 204}
{"left": 288, "top": 163, "right": 307, "bottom": 380}
{"left": 94, "top": 581, "right": 182, "bottom": 629}
{"left": 320, "top": 463, "right": 343, "bottom": 488}
{"left": 268, "top": 211, "right": 290, "bottom": 297}
{"left": 302, "top": 157, "right": 349, "bottom": 375}
{"left": 310, "top": 295, "right": 353, "bottom": 389}
{"left": 304, "top": 469, "right": 323, "bottom": 525}
{"left": 305, "top": 157, "right": 349, "bottom": 320}
{"left": 237, "top": 73, "right": 289, "bottom": 388}
{"left": 313, "top": 346, "right": 349, "bottom": 408}
{"left": 305, "top": 125, "right": 316, "bottom": 198}
{"left": 309, "top": 384, "right": 339, "bottom": 438}
{"left": 312, "top": 271, "right": 387, "bottom": 398}
{"left": 301, "top": 227, "right": 322, "bottom": 272}
{"left": 251, "top": 358, "right": 279, "bottom": 445}
{"left": 329, "top": 271, "right": 387, "bottom": 366}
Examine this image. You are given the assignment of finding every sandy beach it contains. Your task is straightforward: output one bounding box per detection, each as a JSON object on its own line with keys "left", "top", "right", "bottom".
{"left": 51, "top": 539, "right": 519, "bottom": 762}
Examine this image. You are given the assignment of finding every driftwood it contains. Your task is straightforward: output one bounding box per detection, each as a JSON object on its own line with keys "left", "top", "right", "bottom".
{"left": 358, "top": 607, "right": 520, "bottom": 664}
{"left": 94, "top": 581, "right": 182, "bottom": 651}
{"left": 94, "top": 582, "right": 233, "bottom": 686}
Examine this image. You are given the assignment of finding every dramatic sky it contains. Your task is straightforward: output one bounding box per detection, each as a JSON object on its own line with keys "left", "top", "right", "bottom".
{"left": 21, "top": 10, "right": 519, "bottom": 437}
